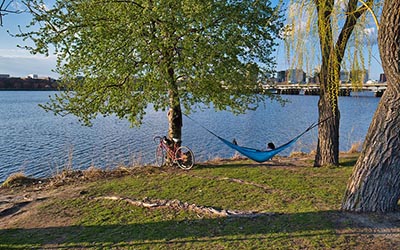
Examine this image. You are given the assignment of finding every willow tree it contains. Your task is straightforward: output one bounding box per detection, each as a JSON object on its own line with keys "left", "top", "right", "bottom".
{"left": 342, "top": 0, "right": 400, "bottom": 212}
{"left": 285, "top": 0, "right": 375, "bottom": 167}
{"left": 19, "top": 0, "right": 282, "bottom": 144}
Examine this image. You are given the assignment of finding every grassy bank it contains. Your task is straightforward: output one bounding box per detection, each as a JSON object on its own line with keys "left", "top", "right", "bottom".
{"left": 0, "top": 154, "right": 399, "bottom": 249}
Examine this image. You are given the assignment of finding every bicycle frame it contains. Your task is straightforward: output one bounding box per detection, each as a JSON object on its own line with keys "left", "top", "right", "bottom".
{"left": 154, "top": 136, "right": 195, "bottom": 169}
{"left": 158, "top": 137, "right": 178, "bottom": 160}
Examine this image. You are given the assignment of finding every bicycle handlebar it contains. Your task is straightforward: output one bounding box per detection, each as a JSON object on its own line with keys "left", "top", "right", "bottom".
{"left": 153, "top": 136, "right": 163, "bottom": 143}
{"left": 154, "top": 135, "right": 181, "bottom": 146}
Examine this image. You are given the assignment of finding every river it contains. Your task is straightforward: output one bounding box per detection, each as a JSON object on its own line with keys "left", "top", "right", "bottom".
{"left": 0, "top": 91, "right": 380, "bottom": 182}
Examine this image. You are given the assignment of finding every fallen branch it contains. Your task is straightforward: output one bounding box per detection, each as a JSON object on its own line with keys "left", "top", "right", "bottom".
{"left": 94, "top": 196, "right": 274, "bottom": 218}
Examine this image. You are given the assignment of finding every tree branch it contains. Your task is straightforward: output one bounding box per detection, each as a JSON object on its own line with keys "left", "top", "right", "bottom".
{"left": 0, "top": 0, "right": 23, "bottom": 26}
{"left": 110, "top": 0, "right": 144, "bottom": 10}
{"left": 335, "top": 0, "right": 374, "bottom": 64}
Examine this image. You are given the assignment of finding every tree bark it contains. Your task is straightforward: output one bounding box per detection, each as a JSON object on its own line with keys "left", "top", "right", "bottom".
{"left": 314, "top": 93, "right": 340, "bottom": 167}
{"left": 314, "top": 53, "right": 340, "bottom": 167}
{"left": 167, "top": 67, "right": 182, "bottom": 146}
{"left": 342, "top": 0, "right": 400, "bottom": 212}
{"left": 314, "top": 0, "right": 340, "bottom": 167}
{"left": 167, "top": 95, "right": 182, "bottom": 144}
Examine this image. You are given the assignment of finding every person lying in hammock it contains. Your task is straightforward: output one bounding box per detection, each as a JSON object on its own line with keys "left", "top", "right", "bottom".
{"left": 232, "top": 139, "right": 238, "bottom": 145}
{"left": 232, "top": 139, "right": 276, "bottom": 152}
{"left": 267, "top": 142, "right": 276, "bottom": 150}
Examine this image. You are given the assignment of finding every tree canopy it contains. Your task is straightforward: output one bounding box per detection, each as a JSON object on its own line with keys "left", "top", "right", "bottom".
{"left": 20, "top": 0, "right": 283, "bottom": 130}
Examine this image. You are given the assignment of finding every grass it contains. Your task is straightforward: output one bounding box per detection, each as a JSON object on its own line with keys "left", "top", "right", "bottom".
{"left": 1, "top": 172, "right": 39, "bottom": 188}
{"left": 0, "top": 155, "right": 398, "bottom": 249}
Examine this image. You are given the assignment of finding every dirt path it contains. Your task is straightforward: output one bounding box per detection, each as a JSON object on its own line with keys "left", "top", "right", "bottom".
{"left": 0, "top": 183, "right": 87, "bottom": 228}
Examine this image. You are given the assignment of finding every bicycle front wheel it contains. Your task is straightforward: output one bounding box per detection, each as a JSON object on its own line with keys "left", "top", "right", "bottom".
{"left": 155, "top": 144, "right": 165, "bottom": 167}
{"left": 175, "top": 146, "right": 195, "bottom": 170}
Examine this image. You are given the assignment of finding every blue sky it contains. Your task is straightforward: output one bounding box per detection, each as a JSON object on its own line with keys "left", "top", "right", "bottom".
{"left": 0, "top": 0, "right": 383, "bottom": 80}
{"left": 1, "top": 9, "right": 58, "bottom": 78}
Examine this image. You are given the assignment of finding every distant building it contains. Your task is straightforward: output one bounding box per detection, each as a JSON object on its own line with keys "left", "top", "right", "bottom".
{"left": 0, "top": 74, "right": 10, "bottom": 79}
{"left": 340, "top": 71, "right": 350, "bottom": 83}
{"left": 27, "top": 74, "right": 39, "bottom": 79}
{"left": 286, "top": 69, "right": 306, "bottom": 84}
{"left": 277, "top": 70, "right": 286, "bottom": 83}
{"left": 379, "top": 73, "right": 386, "bottom": 83}
{"left": 275, "top": 69, "right": 306, "bottom": 84}
{"left": 306, "top": 75, "right": 319, "bottom": 84}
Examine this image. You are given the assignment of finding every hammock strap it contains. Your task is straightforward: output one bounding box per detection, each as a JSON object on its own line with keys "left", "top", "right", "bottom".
{"left": 183, "top": 114, "right": 223, "bottom": 139}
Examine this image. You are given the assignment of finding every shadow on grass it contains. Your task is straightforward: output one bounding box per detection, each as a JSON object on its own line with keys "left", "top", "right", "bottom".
{"left": 1, "top": 210, "right": 398, "bottom": 249}
{"left": 339, "top": 157, "right": 358, "bottom": 168}
{"left": 0, "top": 201, "right": 31, "bottom": 218}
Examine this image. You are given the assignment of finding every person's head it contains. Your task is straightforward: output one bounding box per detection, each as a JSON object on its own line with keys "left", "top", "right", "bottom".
{"left": 267, "top": 142, "right": 275, "bottom": 150}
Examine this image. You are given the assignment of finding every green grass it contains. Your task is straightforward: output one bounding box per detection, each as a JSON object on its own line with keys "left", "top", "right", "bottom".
{"left": 0, "top": 156, "right": 395, "bottom": 249}
{"left": 86, "top": 161, "right": 353, "bottom": 213}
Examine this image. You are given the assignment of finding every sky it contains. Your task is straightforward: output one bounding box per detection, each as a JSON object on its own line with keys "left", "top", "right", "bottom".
{"left": 0, "top": 0, "right": 383, "bottom": 80}
{"left": 0, "top": 2, "right": 58, "bottom": 78}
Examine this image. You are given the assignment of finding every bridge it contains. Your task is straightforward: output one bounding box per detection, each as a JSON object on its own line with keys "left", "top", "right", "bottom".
{"left": 262, "top": 82, "right": 387, "bottom": 97}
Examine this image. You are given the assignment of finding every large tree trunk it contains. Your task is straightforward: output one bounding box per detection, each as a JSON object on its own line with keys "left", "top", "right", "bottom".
{"left": 342, "top": 0, "right": 400, "bottom": 212}
{"left": 314, "top": 91, "right": 340, "bottom": 167}
{"left": 313, "top": 0, "right": 340, "bottom": 167}
{"left": 314, "top": 50, "right": 340, "bottom": 167}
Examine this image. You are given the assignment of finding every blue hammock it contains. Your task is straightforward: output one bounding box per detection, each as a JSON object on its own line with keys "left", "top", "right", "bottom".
{"left": 185, "top": 115, "right": 326, "bottom": 163}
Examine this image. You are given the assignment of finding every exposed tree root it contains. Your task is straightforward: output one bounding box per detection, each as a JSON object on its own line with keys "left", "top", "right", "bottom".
{"left": 94, "top": 196, "right": 275, "bottom": 218}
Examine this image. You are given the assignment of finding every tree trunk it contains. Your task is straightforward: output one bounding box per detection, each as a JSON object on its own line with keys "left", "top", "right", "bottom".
{"left": 167, "top": 67, "right": 182, "bottom": 146}
{"left": 314, "top": 93, "right": 340, "bottom": 167}
{"left": 313, "top": 0, "right": 373, "bottom": 167}
{"left": 167, "top": 95, "right": 182, "bottom": 144}
{"left": 314, "top": 62, "right": 340, "bottom": 167}
{"left": 314, "top": 1, "right": 340, "bottom": 167}
{"left": 342, "top": 0, "right": 400, "bottom": 212}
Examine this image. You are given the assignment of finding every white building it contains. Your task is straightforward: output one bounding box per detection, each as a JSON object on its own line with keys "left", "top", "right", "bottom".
{"left": 27, "top": 74, "right": 39, "bottom": 79}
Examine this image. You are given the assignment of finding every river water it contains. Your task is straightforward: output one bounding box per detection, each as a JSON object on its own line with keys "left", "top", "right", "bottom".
{"left": 0, "top": 91, "right": 380, "bottom": 182}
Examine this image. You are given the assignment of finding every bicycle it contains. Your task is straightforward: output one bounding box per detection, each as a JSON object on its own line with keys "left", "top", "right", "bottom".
{"left": 154, "top": 136, "right": 195, "bottom": 170}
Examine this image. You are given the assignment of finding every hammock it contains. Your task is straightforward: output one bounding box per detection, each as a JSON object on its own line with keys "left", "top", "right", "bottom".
{"left": 185, "top": 115, "right": 329, "bottom": 163}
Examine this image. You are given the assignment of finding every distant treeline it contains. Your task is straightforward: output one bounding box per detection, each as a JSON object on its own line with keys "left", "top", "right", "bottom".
{"left": 0, "top": 78, "right": 61, "bottom": 90}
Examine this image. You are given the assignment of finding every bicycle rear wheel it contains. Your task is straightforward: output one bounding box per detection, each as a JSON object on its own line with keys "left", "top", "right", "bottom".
{"left": 175, "top": 146, "right": 195, "bottom": 170}
{"left": 155, "top": 145, "right": 165, "bottom": 167}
